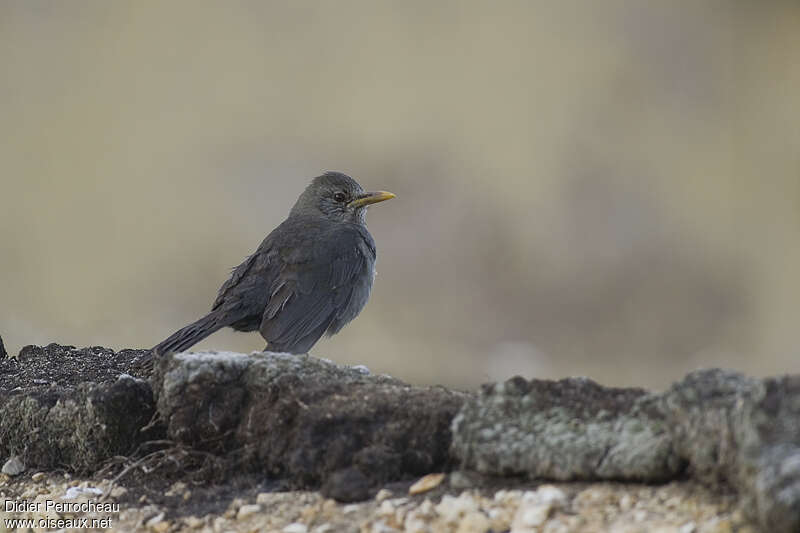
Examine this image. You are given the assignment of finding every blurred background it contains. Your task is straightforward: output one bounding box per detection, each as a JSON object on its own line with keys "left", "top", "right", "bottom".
{"left": 1, "top": 1, "right": 798, "bottom": 390}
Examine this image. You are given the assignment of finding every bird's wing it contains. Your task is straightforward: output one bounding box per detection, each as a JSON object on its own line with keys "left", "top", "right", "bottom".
{"left": 260, "top": 225, "right": 374, "bottom": 352}
{"left": 210, "top": 235, "right": 277, "bottom": 329}
{"left": 212, "top": 252, "right": 259, "bottom": 311}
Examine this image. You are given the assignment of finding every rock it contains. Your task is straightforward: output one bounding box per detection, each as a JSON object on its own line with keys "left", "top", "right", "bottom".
{"left": 451, "top": 369, "right": 800, "bottom": 533}
{"left": 510, "top": 486, "right": 567, "bottom": 533}
{"left": 457, "top": 511, "right": 491, "bottom": 533}
{"left": 153, "top": 351, "right": 467, "bottom": 493}
{"left": 283, "top": 523, "right": 308, "bottom": 533}
{"left": 2, "top": 455, "right": 24, "bottom": 476}
{"left": 0, "top": 334, "right": 6, "bottom": 359}
{"left": 403, "top": 498, "right": 437, "bottom": 532}
{"left": 447, "top": 470, "right": 483, "bottom": 490}
{"left": 150, "top": 520, "right": 169, "bottom": 533}
{"left": 64, "top": 486, "right": 103, "bottom": 499}
{"left": 165, "top": 481, "right": 187, "bottom": 497}
{"left": 657, "top": 371, "right": 800, "bottom": 533}
{"left": 434, "top": 492, "right": 479, "bottom": 524}
{"left": 534, "top": 485, "right": 568, "bottom": 509}
{"left": 236, "top": 503, "right": 261, "bottom": 519}
{"left": 31, "top": 471, "right": 46, "bottom": 482}
{"left": 377, "top": 498, "right": 397, "bottom": 517}
{"left": 183, "top": 516, "right": 204, "bottom": 529}
{"left": 375, "top": 488, "right": 393, "bottom": 501}
{"left": 0, "top": 344, "right": 158, "bottom": 473}
{"left": 321, "top": 467, "right": 373, "bottom": 502}
{"left": 452, "top": 375, "right": 677, "bottom": 481}
{"left": 408, "top": 473, "right": 445, "bottom": 495}
{"left": 145, "top": 512, "right": 167, "bottom": 531}
{"left": 511, "top": 504, "right": 549, "bottom": 531}
{"left": 110, "top": 485, "right": 128, "bottom": 498}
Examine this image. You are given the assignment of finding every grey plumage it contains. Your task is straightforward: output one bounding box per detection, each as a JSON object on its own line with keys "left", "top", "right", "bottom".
{"left": 153, "top": 171, "right": 393, "bottom": 356}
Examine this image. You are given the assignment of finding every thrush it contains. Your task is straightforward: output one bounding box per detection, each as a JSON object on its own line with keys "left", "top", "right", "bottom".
{"left": 152, "top": 171, "right": 394, "bottom": 356}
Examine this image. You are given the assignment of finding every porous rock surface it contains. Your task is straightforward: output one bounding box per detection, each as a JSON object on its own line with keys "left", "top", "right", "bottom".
{"left": 151, "top": 351, "right": 468, "bottom": 500}
{"left": 451, "top": 376, "right": 677, "bottom": 481}
{"left": 452, "top": 369, "right": 800, "bottom": 532}
{"left": 0, "top": 344, "right": 156, "bottom": 473}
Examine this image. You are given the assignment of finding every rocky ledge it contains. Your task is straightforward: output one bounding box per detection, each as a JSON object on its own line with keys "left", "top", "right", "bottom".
{"left": 0, "top": 343, "right": 798, "bottom": 531}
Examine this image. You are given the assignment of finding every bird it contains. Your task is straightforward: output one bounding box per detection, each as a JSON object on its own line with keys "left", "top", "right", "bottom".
{"left": 152, "top": 171, "right": 395, "bottom": 357}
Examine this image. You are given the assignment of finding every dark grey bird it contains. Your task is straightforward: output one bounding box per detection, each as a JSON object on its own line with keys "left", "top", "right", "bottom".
{"left": 152, "top": 171, "right": 394, "bottom": 356}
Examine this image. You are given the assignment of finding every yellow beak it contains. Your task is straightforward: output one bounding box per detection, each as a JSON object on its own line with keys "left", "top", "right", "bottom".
{"left": 347, "top": 191, "right": 396, "bottom": 209}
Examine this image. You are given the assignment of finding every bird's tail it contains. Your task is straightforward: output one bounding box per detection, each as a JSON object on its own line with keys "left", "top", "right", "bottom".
{"left": 152, "top": 310, "right": 228, "bottom": 356}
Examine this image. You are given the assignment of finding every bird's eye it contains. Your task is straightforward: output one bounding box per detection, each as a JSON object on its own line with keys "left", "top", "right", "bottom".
{"left": 333, "top": 192, "right": 347, "bottom": 203}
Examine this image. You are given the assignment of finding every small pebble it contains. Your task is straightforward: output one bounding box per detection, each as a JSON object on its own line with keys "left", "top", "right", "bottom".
{"left": 457, "top": 510, "right": 491, "bottom": 533}
{"left": 31, "top": 472, "right": 46, "bottom": 482}
{"left": 409, "top": 473, "right": 446, "bottom": 495}
{"left": 151, "top": 521, "right": 169, "bottom": 533}
{"left": 619, "top": 494, "right": 633, "bottom": 511}
{"left": 435, "top": 493, "right": 479, "bottom": 524}
{"left": 166, "top": 481, "right": 187, "bottom": 496}
{"left": 110, "top": 485, "right": 128, "bottom": 498}
{"left": 144, "top": 512, "right": 166, "bottom": 531}
{"left": 283, "top": 523, "right": 309, "bottom": 533}
{"left": 375, "top": 488, "right": 393, "bottom": 501}
{"left": 378, "top": 500, "right": 396, "bottom": 516}
{"left": 184, "top": 515, "right": 204, "bottom": 529}
{"left": 64, "top": 486, "right": 103, "bottom": 499}
{"left": 535, "top": 485, "right": 567, "bottom": 508}
{"left": 237, "top": 503, "right": 261, "bottom": 519}
{"left": 512, "top": 504, "right": 550, "bottom": 530}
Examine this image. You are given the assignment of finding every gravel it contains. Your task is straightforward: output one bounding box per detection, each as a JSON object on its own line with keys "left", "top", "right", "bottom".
{"left": 0, "top": 472, "right": 747, "bottom": 533}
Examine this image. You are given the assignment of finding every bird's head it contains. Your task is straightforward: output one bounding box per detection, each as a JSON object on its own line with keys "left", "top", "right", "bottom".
{"left": 291, "top": 171, "right": 395, "bottom": 224}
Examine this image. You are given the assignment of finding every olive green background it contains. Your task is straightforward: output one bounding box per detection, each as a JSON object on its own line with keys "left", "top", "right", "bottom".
{"left": 2, "top": 1, "right": 798, "bottom": 389}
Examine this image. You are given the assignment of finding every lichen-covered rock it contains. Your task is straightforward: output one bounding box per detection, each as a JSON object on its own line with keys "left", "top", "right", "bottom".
{"left": 656, "top": 370, "right": 800, "bottom": 532}
{"left": 658, "top": 368, "right": 759, "bottom": 485}
{"left": 451, "top": 376, "right": 680, "bottom": 481}
{"left": 0, "top": 344, "right": 157, "bottom": 472}
{"left": 152, "top": 351, "right": 468, "bottom": 496}
{"left": 451, "top": 369, "right": 800, "bottom": 532}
